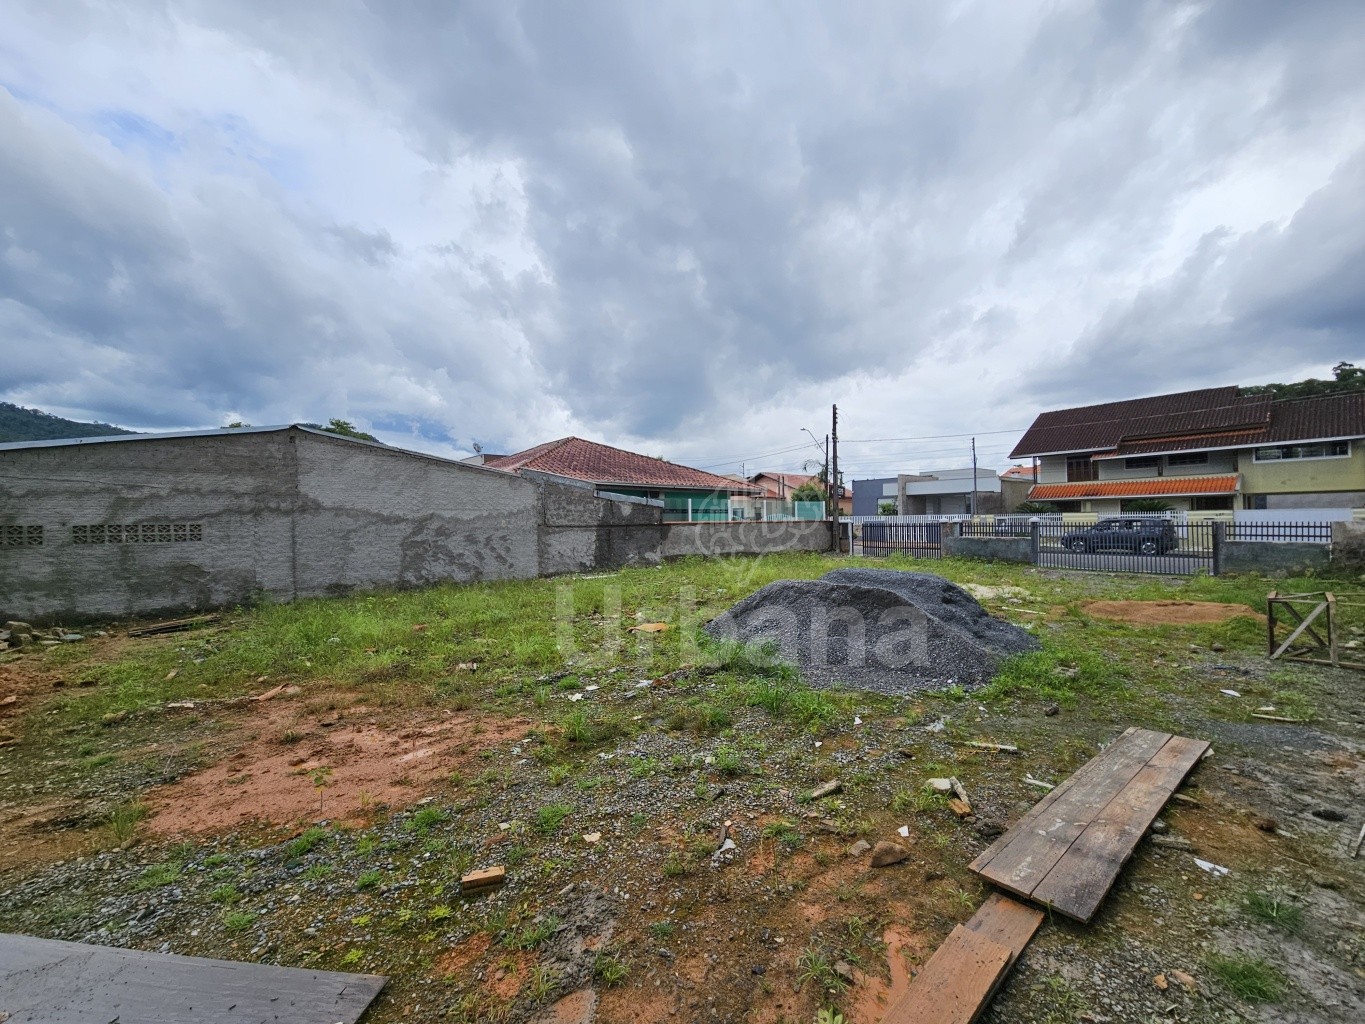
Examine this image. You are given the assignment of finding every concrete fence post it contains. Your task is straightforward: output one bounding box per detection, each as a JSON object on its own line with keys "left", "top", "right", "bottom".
{"left": 1211, "top": 521, "right": 1225, "bottom": 577}
{"left": 1029, "top": 519, "right": 1040, "bottom": 564}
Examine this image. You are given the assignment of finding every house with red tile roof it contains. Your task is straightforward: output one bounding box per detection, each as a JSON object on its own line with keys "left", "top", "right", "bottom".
{"left": 1010, "top": 388, "right": 1365, "bottom": 513}
{"left": 484, "top": 437, "right": 760, "bottom": 521}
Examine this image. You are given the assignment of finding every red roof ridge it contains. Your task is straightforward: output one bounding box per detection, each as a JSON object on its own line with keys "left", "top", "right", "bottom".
{"left": 485, "top": 436, "right": 762, "bottom": 493}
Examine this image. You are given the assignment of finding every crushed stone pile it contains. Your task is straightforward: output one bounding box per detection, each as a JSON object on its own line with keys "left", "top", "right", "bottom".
{"left": 704, "top": 568, "right": 1041, "bottom": 695}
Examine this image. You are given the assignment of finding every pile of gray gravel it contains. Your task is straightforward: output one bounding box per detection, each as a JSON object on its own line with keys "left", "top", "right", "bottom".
{"left": 704, "top": 568, "right": 1040, "bottom": 695}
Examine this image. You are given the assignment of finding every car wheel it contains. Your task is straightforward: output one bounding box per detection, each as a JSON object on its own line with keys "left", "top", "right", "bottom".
{"left": 1139, "top": 539, "right": 1158, "bottom": 555}
{"left": 1068, "top": 538, "right": 1088, "bottom": 553}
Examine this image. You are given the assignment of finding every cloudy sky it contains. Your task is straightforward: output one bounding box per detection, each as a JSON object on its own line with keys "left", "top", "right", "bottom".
{"left": 2, "top": 1, "right": 1363, "bottom": 479}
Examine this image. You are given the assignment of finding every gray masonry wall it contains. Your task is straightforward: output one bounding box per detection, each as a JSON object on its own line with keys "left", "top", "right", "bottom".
{"left": 660, "top": 520, "right": 831, "bottom": 559}
{"left": 941, "top": 535, "right": 1035, "bottom": 563}
{"left": 0, "top": 432, "right": 299, "bottom": 621}
{"left": 2, "top": 428, "right": 836, "bottom": 622}
{"left": 292, "top": 433, "right": 542, "bottom": 596}
{"left": 537, "top": 482, "right": 665, "bottom": 575}
{"left": 1220, "top": 540, "right": 1331, "bottom": 576}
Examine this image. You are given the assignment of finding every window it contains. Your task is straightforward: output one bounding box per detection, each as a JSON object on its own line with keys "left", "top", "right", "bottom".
{"left": 1166, "top": 452, "right": 1209, "bottom": 467}
{"left": 73, "top": 523, "right": 203, "bottom": 544}
{"left": 1124, "top": 456, "right": 1160, "bottom": 471}
{"left": 1066, "top": 456, "right": 1097, "bottom": 482}
{"left": 1191, "top": 496, "right": 1234, "bottom": 511}
{"left": 1253, "top": 441, "right": 1350, "bottom": 462}
{"left": 1, "top": 525, "right": 43, "bottom": 547}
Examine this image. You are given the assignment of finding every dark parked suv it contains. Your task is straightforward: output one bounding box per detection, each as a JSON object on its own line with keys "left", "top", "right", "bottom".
{"left": 1059, "top": 517, "right": 1178, "bottom": 555}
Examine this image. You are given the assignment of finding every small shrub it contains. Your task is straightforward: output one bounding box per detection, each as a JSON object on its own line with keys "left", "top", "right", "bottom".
{"left": 662, "top": 854, "right": 689, "bottom": 877}
{"left": 547, "top": 764, "right": 572, "bottom": 785}
{"left": 649, "top": 921, "right": 676, "bottom": 939}
{"left": 712, "top": 745, "right": 744, "bottom": 777}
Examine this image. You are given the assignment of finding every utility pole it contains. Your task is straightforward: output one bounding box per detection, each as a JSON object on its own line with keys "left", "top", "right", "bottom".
{"left": 971, "top": 437, "right": 978, "bottom": 516}
{"left": 830, "top": 404, "right": 840, "bottom": 546}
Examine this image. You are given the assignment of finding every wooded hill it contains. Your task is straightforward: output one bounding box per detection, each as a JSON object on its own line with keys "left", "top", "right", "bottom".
{"left": 0, "top": 402, "right": 136, "bottom": 443}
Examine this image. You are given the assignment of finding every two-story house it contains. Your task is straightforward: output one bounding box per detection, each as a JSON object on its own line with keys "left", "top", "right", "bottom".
{"left": 1010, "top": 387, "right": 1365, "bottom": 513}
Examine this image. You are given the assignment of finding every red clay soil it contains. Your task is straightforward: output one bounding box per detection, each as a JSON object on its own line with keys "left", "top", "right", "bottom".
{"left": 145, "top": 699, "right": 532, "bottom": 835}
{"left": 1080, "top": 600, "right": 1260, "bottom": 626}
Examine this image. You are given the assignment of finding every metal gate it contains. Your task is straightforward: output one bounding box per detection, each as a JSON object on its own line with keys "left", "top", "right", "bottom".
{"left": 857, "top": 520, "right": 943, "bottom": 559}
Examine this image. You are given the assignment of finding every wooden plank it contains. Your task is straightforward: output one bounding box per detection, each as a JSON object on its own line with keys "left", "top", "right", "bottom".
{"left": 1029, "top": 736, "right": 1207, "bottom": 921}
{"left": 881, "top": 895, "right": 1043, "bottom": 1024}
{"left": 1271, "top": 599, "right": 1327, "bottom": 659}
{"left": 0, "top": 933, "right": 386, "bottom": 1024}
{"left": 968, "top": 726, "right": 1137, "bottom": 876}
{"left": 461, "top": 865, "right": 506, "bottom": 891}
{"left": 962, "top": 892, "right": 1045, "bottom": 951}
{"left": 881, "top": 926, "right": 1012, "bottom": 1024}
{"left": 970, "top": 728, "right": 1171, "bottom": 899}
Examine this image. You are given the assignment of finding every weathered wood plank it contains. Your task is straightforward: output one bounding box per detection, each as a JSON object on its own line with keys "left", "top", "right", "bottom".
{"left": 881, "top": 925, "right": 1012, "bottom": 1024}
{"left": 880, "top": 895, "right": 1043, "bottom": 1024}
{"left": 970, "top": 728, "right": 1171, "bottom": 899}
{"left": 0, "top": 933, "right": 386, "bottom": 1024}
{"left": 962, "top": 892, "right": 1045, "bottom": 952}
{"left": 1029, "top": 735, "right": 1208, "bottom": 921}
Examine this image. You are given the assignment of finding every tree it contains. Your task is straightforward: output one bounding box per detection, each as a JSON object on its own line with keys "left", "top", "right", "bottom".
{"left": 790, "top": 481, "right": 827, "bottom": 503}
{"left": 877, "top": 501, "right": 898, "bottom": 515}
{"left": 301, "top": 418, "right": 379, "bottom": 441}
{"left": 1014, "top": 500, "right": 1059, "bottom": 514}
{"left": 1241, "top": 362, "right": 1365, "bottom": 400}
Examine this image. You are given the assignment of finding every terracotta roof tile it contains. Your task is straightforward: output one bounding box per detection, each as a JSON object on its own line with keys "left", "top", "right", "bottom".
{"left": 485, "top": 437, "right": 761, "bottom": 493}
{"left": 1027, "top": 475, "right": 1239, "bottom": 501}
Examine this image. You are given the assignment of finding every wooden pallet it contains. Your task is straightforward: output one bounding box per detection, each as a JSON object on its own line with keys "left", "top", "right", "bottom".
{"left": 881, "top": 894, "right": 1043, "bottom": 1024}
{"left": 969, "top": 727, "right": 1208, "bottom": 922}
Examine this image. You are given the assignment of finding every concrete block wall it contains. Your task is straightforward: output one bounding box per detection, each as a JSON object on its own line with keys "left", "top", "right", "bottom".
{"left": 0, "top": 432, "right": 298, "bottom": 621}
{"left": 294, "top": 433, "right": 542, "bottom": 595}
{"left": 659, "top": 520, "right": 831, "bottom": 559}
{"left": 941, "top": 535, "right": 1034, "bottom": 564}
{"left": 1222, "top": 540, "right": 1331, "bottom": 576}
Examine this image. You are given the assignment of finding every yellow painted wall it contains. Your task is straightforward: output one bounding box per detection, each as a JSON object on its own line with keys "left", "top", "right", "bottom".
{"left": 1238, "top": 443, "right": 1365, "bottom": 494}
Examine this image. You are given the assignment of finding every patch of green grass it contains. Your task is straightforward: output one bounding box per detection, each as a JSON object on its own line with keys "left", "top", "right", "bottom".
{"left": 648, "top": 921, "right": 676, "bottom": 939}
{"left": 662, "top": 853, "right": 689, "bottom": 877}
{"left": 283, "top": 826, "right": 329, "bottom": 861}
{"left": 593, "top": 952, "right": 629, "bottom": 986}
{"left": 302, "top": 863, "right": 335, "bottom": 881}
{"left": 1243, "top": 892, "right": 1305, "bottom": 935}
{"left": 534, "top": 803, "right": 572, "bottom": 834}
{"left": 547, "top": 764, "right": 572, "bottom": 785}
{"left": 108, "top": 801, "right": 149, "bottom": 844}
{"left": 222, "top": 910, "right": 256, "bottom": 931}
{"left": 1207, "top": 953, "right": 1286, "bottom": 1003}
{"left": 406, "top": 805, "right": 449, "bottom": 834}
{"left": 203, "top": 853, "right": 231, "bottom": 868}
{"left": 502, "top": 916, "right": 561, "bottom": 950}
{"left": 796, "top": 943, "right": 847, "bottom": 995}
{"left": 712, "top": 744, "right": 744, "bottom": 777}
{"left": 356, "top": 869, "right": 383, "bottom": 891}
{"left": 134, "top": 862, "right": 182, "bottom": 891}
{"left": 208, "top": 883, "right": 241, "bottom": 904}
{"left": 761, "top": 819, "right": 803, "bottom": 850}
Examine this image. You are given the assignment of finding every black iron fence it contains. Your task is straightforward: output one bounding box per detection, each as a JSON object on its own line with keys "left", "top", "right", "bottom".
{"left": 853, "top": 516, "right": 1338, "bottom": 576}
{"left": 1034, "top": 520, "right": 1217, "bottom": 575}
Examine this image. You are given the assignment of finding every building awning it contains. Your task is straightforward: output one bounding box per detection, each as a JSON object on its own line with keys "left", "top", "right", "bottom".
{"left": 1027, "top": 475, "right": 1239, "bottom": 501}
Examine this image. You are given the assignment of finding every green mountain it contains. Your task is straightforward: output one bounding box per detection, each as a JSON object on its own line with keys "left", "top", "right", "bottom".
{"left": 0, "top": 402, "right": 137, "bottom": 443}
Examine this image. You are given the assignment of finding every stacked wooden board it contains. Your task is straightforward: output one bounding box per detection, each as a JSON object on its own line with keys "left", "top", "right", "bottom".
{"left": 969, "top": 726, "right": 1209, "bottom": 922}
{"left": 881, "top": 726, "right": 1208, "bottom": 1023}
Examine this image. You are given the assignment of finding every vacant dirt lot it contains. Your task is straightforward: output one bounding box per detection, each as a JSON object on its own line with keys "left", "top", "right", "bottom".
{"left": 1, "top": 554, "right": 1362, "bottom": 1023}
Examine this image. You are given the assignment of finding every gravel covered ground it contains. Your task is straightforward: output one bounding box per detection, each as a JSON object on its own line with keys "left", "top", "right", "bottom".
{"left": 1, "top": 555, "right": 1363, "bottom": 1024}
